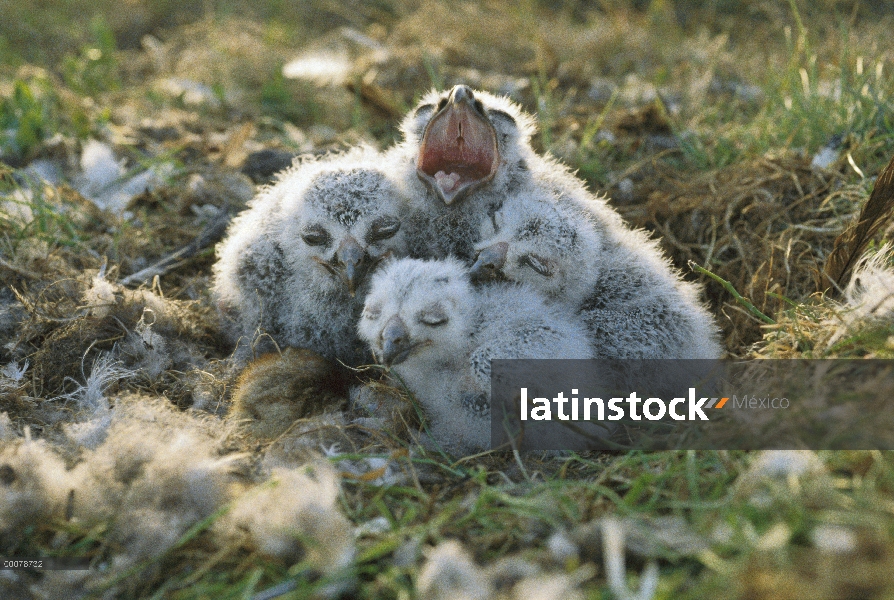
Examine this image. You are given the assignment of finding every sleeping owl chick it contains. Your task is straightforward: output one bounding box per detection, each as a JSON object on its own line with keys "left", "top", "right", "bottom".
{"left": 213, "top": 147, "right": 408, "bottom": 366}
{"left": 386, "top": 85, "right": 541, "bottom": 260}
{"left": 471, "top": 191, "right": 722, "bottom": 359}
{"left": 471, "top": 187, "right": 603, "bottom": 307}
{"left": 358, "top": 258, "right": 595, "bottom": 455}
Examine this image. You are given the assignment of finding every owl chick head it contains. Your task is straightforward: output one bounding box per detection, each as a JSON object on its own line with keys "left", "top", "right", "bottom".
{"left": 279, "top": 152, "right": 407, "bottom": 296}
{"left": 471, "top": 192, "right": 602, "bottom": 305}
{"left": 359, "top": 258, "right": 474, "bottom": 369}
{"left": 400, "top": 85, "right": 537, "bottom": 205}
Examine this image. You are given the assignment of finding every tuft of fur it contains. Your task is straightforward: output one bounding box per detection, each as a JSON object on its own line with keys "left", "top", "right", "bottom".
{"left": 358, "top": 258, "right": 595, "bottom": 454}
{"left": 228, "top": 347, "right": 347, "bottom": 440}
{"left": 213, "top": 146, "right": 410, "bottom": 366}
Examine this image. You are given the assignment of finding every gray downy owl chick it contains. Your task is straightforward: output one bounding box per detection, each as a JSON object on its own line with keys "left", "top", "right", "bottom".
{"left": 471, "top": 190, "right": 722, "bottom": 360}
{"left": 386, "top": 85, "right": 541, "bottom": 261}
{"left": 357, "top": 258, "right": 596, "bottom": 455}
{"left": 213, "top": 147, "right": 408, "bottom": 366}
{"left": 471, "top": 187, "right": 604, "bottom": 308}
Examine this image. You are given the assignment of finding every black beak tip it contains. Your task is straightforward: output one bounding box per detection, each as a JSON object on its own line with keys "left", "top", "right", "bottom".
{"left": 450, "top": 84, "right": 474, "bottom": 105}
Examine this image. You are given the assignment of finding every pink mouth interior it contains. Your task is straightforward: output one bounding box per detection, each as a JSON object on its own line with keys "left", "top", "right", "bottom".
{"left": 417, "top": 103, "right": 498, "bottom": 200}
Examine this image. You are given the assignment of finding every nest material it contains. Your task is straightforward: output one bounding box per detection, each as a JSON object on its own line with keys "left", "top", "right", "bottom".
{"left": 618, "top": 153, "right": 860, "bottom": 352}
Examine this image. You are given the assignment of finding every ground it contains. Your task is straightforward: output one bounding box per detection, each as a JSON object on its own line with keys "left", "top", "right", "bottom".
{"left": 2, "top": 1, "right": 894, "bottom": 599}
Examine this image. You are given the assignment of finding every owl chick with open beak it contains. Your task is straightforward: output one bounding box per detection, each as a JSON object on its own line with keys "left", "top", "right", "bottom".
{"left": 388, "top": 85, "right": 541, "bottom": 261}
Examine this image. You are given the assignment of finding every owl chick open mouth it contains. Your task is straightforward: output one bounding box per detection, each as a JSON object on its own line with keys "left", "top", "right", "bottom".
{"left": 416, "top": 87, "right": 499, "bottom": 205}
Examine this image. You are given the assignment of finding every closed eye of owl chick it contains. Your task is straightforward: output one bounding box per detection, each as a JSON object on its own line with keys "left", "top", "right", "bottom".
{"left": 358, "top": 257, "right": 597, "bottom": 455}
{"left": 213, "top": 147, "right": 409, "bottom": 367}
{"left": 470, "top": 191, "right": 722, "bottom": 360}
{"left": 471, "top": 189, "right": 603, "bottom": 307}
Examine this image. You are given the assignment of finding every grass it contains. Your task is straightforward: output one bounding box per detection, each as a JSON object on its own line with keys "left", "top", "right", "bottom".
{"left": 3, "top": 1, "right": 894, "bottom": 599}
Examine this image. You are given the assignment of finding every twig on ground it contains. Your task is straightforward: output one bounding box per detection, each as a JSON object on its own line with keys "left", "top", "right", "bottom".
{"left": 689, "top": 261, "right": 776, "bottom": 324}
{"left": 121, "top": 210, "right": 232, "bottom": 287}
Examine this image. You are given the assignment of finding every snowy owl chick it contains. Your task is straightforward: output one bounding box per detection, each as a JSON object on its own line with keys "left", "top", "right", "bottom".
{"left": 213, "top": 147, "right": 408, "bottom": 366}
{"left": 358, "top": 258, "right": 594, "bottom": 454}
{"left": 471, "top": 187, "right": 603, "bottom": 307}
{"left": 471, "top": 191, "right": 722, "bottom": 359}
{"left": 387, "top": 85, "right": 540, "bottom": 260}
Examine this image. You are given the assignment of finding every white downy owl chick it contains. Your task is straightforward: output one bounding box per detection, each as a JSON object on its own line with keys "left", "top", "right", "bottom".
{"left": 471, "top": 191, "right": 722, "bottom": 359}
{"left": 386, "top": 85, "right": 541, "bottom": 261}
{"left": 357, "top": 258, "right": 595, "bottom": 455}
{"left": 213, "top": 147, "right": 409, "bottom": 366}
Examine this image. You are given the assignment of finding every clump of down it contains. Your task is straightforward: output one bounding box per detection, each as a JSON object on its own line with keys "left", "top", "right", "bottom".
{"left": 27, "top": 393, "right": 363, "bottom": 598}
{"left": 416, "top": 540, "right": 588, "bottom": 600}
{"left": 220, "top": 462, "right": 355, "bottom": 575}
{"left": 0, "top": 438, "right": 72, "bottom": 548}
{"left": 29, "top": 397, "right": 243, "bottom": 599}
{"left": 68, "top": 396, "right": 243, "bottom": 570}
{"left": 417, "top": 540, "right": 492, "bottom": 600}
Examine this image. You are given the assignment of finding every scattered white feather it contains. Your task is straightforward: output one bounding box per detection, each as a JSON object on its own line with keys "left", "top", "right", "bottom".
{"left": 83, "top": 271, "right": 118, "bottom": 318}
{"left": 283, "top": 52, "right": 352, "bottom": 84}
{"left": 356, "top": 516, "right": 390, "bottom": 537}
{"left": 119, "top": 316, "right": 171, "bottom": 381}
{"left": 54, "top": 352, "right": 128, "bottom": 416}
{"left": 156, "top": 78, "right": 221, "bottom": 107}
{"left": 511, "top": 573, "right": 585, "bottom": 600}
{"left": 0, "top": 360, "right": 28, "bottom": 391}
{"left": 811, "top": 524, "right": 858, "bottom": 554}
{"left": 546, "top": 530, "right": 579, "bottom": 564}
{"left": 79, "top": 139, "right": 124, "bottom": 191}
{"left": 602, "top": 517, "right": 659, "bottom": 600}
{"left": 22, "top": 158, "right": 63, "bottom": 185}
{"left": 0, "top": 189, "right": 35, "bottom": 225}
{"left": 76, "top": 139, "right": 175, "bottom": 214}
{"left": 745, "top": 450, "right": 826, "bottom": 479}
{"left": 811, "top": 145, "right": 839, "bottom": 170}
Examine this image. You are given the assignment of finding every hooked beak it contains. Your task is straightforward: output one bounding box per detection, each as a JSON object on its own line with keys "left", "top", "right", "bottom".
{"left": 416, "top": 85, "right": 499, "bottom": 205}
{"left": 380, "top": 315, "right": 415, "bottom": 366}
{"left": 470, "top": 241, "right": 509, "bottom": 281}
{"left": 335, "top": 236, "right": 368, "bottom": 296}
